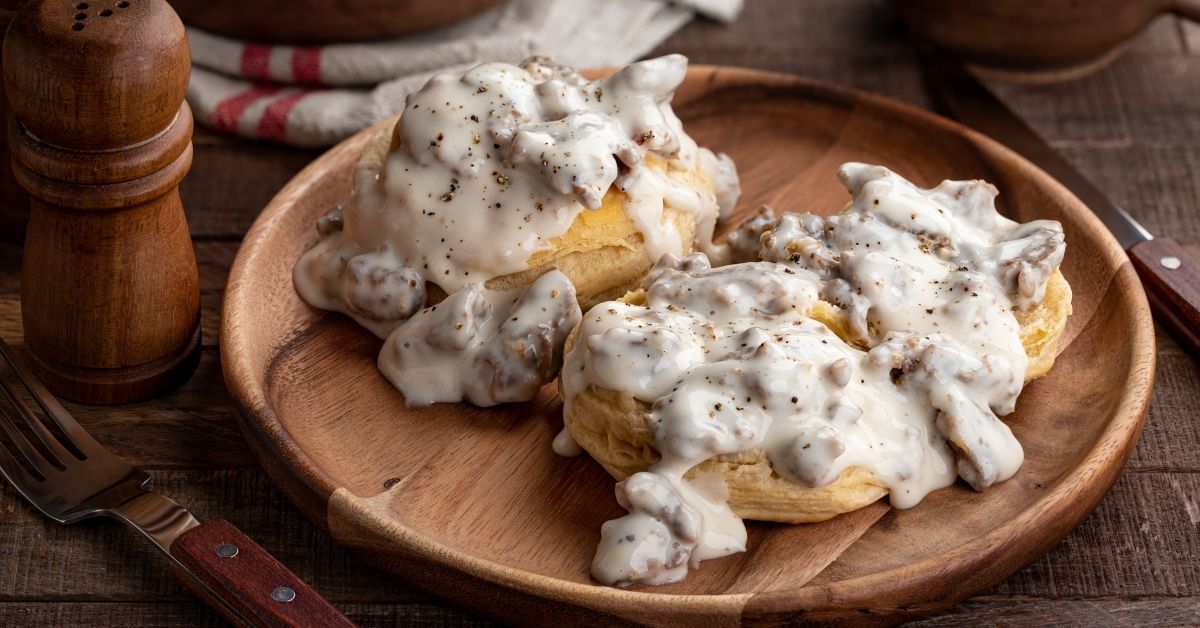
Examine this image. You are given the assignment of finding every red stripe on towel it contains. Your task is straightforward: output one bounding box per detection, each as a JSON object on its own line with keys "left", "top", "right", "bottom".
{"left": 210, "top": 85, "right": 282, "bottom": 133}
{"left": 258, "top": 90, "right": 314, "bottom": 142}
{"left": 292, "top": 46, "right": 323, "bottom": 85}
{"left": 240, "top": 43, "right": 273, "bottom": 81}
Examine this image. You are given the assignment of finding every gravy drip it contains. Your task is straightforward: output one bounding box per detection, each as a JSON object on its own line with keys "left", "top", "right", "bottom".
{"left": 563, "top": 163, "right": 1065, "bottom": 585}
{"left": 292, "top": 55, "right": 738, "bottom": 406}
{"left": 379, "top": 270, "right": 581, "bottom": 406}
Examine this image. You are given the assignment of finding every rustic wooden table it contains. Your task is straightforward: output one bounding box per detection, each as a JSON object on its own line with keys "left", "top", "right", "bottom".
{"left": 1, "top": 0, "right": 1198, "bottom": 625}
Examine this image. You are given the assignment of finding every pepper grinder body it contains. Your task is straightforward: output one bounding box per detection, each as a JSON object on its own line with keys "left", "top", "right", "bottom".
{"left": 4, "top": 0, "right": 201, "bottom": 404}
{"left": 0, "top": 6, "right": 28, "bottom": 243}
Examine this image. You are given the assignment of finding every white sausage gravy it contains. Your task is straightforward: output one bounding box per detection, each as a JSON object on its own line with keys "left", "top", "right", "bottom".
{"left": 293, "top": 54, "right": 737, "bottom": 406}
{"left": 561, "top": 163, "right": 1066, "bottom": 586}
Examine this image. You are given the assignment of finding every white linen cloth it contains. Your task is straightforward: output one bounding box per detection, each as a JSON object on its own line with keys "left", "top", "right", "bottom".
{"left": 186, "top": 0, "right": 743, "bottom": 147}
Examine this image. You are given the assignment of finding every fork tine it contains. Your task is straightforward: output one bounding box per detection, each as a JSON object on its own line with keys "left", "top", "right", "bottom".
{"left": 0, "top": 343, "right": 82, "bottom": 465}
{"left": 0, "top": 413, "right": 47, "bottom": 494}
{"left": 0, "top": 375, "right": 73, "bottom": 467}
{"left": 0, "top": 339, "right": 92, "bottom": 460}
{"left": 0, "top": 402, "right": 53, "bottom": 479}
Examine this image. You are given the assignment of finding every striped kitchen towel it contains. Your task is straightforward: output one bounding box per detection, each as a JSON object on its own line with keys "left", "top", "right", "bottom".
{"left": 186, "top": 0, "right": 743, "bottom": 147}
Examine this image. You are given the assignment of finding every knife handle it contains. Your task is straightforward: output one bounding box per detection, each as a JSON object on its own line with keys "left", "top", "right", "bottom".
{"left": 1129, "top": 237, "right": 1200, "bottom": 354}
{"left": 169, "top": 519, "right": 356, "bottom": 627}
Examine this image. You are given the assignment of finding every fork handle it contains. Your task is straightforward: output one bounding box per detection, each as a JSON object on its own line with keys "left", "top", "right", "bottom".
{"left": 169, "top": 519, "right": 356, "bottom": 627}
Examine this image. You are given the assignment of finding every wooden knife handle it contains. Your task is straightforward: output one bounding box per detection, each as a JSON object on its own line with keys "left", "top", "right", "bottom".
{"left": 1129, "top": 237, "right": 1200, "bottom": 354}
{"left": 169, "top": 519, "right": 356, "bottom": 627}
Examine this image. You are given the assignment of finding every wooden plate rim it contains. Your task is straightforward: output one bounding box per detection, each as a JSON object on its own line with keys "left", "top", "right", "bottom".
{"left": 220, "top": 65, "right": 1156, "bottom": 620}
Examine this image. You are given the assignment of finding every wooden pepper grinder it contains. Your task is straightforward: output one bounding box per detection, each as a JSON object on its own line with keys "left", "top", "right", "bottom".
{"left": 0, "top": 3, "right": 29, "bottom": 243}
{"left": 4, "top": 0, "right": 201, "bottom": 403}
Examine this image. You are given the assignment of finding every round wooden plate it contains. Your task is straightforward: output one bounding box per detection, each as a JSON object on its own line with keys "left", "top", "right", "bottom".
{"left": 221, "top": 66, "right": 1155, "bottom": 625}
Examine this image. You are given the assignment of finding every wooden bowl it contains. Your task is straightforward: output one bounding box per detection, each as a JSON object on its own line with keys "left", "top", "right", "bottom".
{"left": 221, "top": 66, "right": 1155, "bottom": 625}
{"left": 888, "top": 0, "right": 1200, "bottom": 81}
{"left": 169, "top": 0, "right": 507, "bottom": 44}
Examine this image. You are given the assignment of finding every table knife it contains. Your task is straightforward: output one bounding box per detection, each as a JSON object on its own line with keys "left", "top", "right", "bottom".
{"left": 915, "top": 43, "right": 1200, "bottom": 354}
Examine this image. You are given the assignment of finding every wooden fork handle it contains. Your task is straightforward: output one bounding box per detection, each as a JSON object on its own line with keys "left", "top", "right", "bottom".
{"left": 169, "top": 519, "right": 356, "bottom": 627}
{"left": 1128, "top": 237, "right": 1200, "bottom": 354}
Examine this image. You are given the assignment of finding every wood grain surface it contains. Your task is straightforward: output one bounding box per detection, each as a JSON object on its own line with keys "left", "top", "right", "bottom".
{"left": 0, "top": 0, "right": 1197, "bottom": 625}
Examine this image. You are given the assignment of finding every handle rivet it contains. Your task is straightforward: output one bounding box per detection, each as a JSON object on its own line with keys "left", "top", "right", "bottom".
{"left": 215, "top": 543, "right": 239, "bottom": 558}
{"left": 1160, "top": 256, "right": 1182, "bottom": 270}
{"left": 272, "top": 586, "right": 297, "bottom": 603}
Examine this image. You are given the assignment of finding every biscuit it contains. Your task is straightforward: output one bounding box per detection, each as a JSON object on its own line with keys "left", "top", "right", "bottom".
{"left": 357, "top": 118, "right": 708, "bottom": 311}
{"left": 561, "top": 268, "right": 1072, "bottom": 523}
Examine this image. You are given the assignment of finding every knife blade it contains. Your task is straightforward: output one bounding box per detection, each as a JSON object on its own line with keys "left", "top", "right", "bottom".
{"left": 914, "top": 42, "right": 1200, "bottom": 354}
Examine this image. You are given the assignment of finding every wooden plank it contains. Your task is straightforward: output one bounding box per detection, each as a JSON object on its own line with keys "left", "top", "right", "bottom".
{"left": 0, "top": 602, "right": 492, "bottom": 627}
{"left": 1128, "top": 330, "right": 1200, "bottom": 472}
{"left": 195, "top": 240, "right": 239, "bottom": 293}
{"left": 195, "top": 240, "right": 240, "bottom": 346}
{"left": 912, "top": 598, "right": 1200, "bottom": 626}
{"left": 991, "top": 471, "right": 1200, "bottom": 598}
{"left": 0, "top": 602, "right": 229, "bottom": 627}
{"left": 1091, "top": 55, "right": 1200, "bottom": 148}
{"left": 1055, "top": 145, "right": 1200, "bottom": 238}
{"left": 988, "top": 70, "right": 1131, "bottom": 148}
{"left": 3, "top": 598, "right": 1196, "bottom": 627}
{"left": 183, "top": 141, "right": 322, "bottom": 239}
{"left": 2, "top": 596, "right": 1198, "bottom": 626}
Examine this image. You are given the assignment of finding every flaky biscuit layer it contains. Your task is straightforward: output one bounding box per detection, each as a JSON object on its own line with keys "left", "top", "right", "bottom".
{"left": 561, "top": 270, "right": 1072, "bottom": 523}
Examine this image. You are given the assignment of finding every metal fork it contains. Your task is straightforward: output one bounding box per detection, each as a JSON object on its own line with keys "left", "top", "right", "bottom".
{"left": 0, "top": 338, "right": 355, "bottom": 627}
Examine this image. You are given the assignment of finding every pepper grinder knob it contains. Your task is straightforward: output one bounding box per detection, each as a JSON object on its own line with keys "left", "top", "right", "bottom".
{"left": 4, "top": 0, "right": 201, "bottom": 404}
